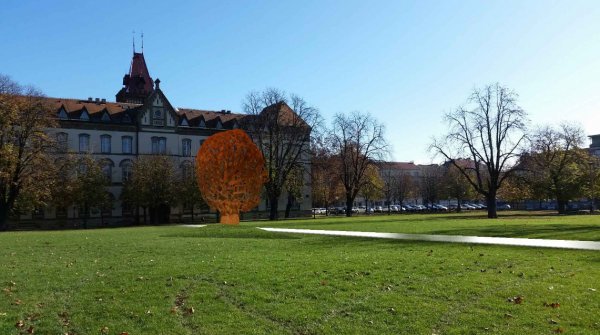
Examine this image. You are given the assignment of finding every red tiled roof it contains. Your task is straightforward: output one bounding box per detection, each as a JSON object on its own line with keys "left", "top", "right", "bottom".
{"left": 381, "top": 161, "right": 420, "bottom": 170}
{"left": 50, "top": 98, "right": 141, "bottom": 116}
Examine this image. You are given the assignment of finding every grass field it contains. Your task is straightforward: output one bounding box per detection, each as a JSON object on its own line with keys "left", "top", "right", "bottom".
{"left": 1, "top": 211, "right": 599, "bottom": 334}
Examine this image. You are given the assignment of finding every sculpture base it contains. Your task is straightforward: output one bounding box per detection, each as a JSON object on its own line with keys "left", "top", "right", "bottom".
{"left": 220, "top": 213, "right": 240, "bottom": 225}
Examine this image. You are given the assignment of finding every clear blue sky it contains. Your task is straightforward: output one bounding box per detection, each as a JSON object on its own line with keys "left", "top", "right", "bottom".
{"left": 2, "top": 0, "right": 600, "bottom": 163}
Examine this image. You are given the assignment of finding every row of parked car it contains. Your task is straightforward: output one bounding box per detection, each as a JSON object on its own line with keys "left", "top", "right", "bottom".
{"left": 313, "top": 203, "right": 510, "bottom": 215}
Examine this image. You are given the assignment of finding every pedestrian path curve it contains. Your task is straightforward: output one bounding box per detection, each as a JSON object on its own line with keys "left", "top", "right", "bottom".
{"left": 259, "top": 227, "right": 600, "bottom": 251}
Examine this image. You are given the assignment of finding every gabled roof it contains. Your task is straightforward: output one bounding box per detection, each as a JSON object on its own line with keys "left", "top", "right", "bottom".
{"left": 260, "top": 101, "right": 307, "bottom": 128}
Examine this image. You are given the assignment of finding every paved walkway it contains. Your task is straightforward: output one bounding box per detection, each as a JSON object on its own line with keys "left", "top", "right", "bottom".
{"left": 178, "top": 224, "right": 206, "bottom": 228}
{"left": 259, "top": 228, "right": 600, "bottom": 251}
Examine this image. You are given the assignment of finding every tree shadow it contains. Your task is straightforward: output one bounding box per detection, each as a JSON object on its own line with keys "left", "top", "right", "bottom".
{"left": 161, "top": 228, "right": 301, "bottom": 240}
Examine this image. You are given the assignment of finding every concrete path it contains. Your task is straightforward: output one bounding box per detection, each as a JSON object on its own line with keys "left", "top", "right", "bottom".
{"left": 178, "top": 224, "right": 206, "bottom": 228}
{"left": 259, "top": 228, "right": 600, "bottom": 251}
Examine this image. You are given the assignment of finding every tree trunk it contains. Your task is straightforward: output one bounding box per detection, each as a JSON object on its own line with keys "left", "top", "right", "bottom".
{"left": 345, "top": 194, "right": 353, "bottom": 217}
{"left": 269, "top": 195, "right": 279, "bottom": 220}
{"left": 220, "top": 213, "right": 240, "bottom": 224}
{"left": 557, "top": 199, "right": 567, "bottom": 214}
{"left": 0, "top": 206, "right": 8, "bottom": 231}
{"left": 486, "top": 195, "right": 497, "bottom": 218}
{"left": 284, "top": 193, "right": 294, "bottom": 218}
{"left": 457, "top": 199, "right": 462, "bottom": 213}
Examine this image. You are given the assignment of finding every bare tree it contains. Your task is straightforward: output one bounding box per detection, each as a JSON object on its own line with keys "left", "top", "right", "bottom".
{"left": 0, "top": 75, "right": 56, "bottom": 230}
{"left": 393, "top": 172, "right": 415, "bottom": 212}
{"left": 419, "top": 164, "right": 443, "bottom": 206}
{"left": 431, "top": 83, "right": 528, "bottom": 218}
{"left": 328, "top": 112, "right": 388, "bottom": 217}
{"left": 243, "top": 88, "right": 322, "bottom": 220}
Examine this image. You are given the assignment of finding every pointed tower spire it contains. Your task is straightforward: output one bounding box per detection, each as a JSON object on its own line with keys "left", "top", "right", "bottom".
{"left": 141, "top": 31, "right": 144, "bottom": 54}
{"left": 116, "top": 49, "right": 154, "bottom": 103}
{"left": 132, "top": 30, "right": 136, "bottom": 53}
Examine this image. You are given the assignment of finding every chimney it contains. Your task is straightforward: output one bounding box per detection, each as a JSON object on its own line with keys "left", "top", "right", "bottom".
{"left": 101, "top": 98, "right": 106, "bottom": 103}
{"left": 221, "top": 109, "right": 226, "bottom": 113}
{"left": 95, "top": 98, "right": 100, "bottom": 103}
{"left": 88, "top": 97, "right": 93, "bottom": 101}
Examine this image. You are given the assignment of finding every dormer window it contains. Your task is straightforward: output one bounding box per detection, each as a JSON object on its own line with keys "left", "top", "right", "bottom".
{"left": 199, "top": 118, "right": 206, "bottom": 128}
{"left": 58, "top": 108, "right": 68, "bottom": 120}
{"left": 80, "top": 109, "right": 90, "bottom": 121}
{"left": 216, "top": 120, "right": 223, "bottom": 130}
{"left": 180, "top": 118, "right": 189, "bottom": 127}
{"left": 122, "top": 113, "right": 131, "bottom": 123}
{"left": 101, "top": 111, "right": 111, "bottom": 122}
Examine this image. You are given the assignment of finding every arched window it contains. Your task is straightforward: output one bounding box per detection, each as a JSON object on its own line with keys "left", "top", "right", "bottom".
{"left": 151, "top": 137, "right": 167, "bottom": 154}
{"left": 182, "top": 139, "right": 192, "bottom": 157}
{"left": 79, "top": 134, "right": 90, "bottom": 152}
{"left": 100, "top": 134, "right": 111, "bottom": 154}
{"left": 100, "top": 159, "right": 114, "bottom": 182}
{"left": 120, "top": 159, "right": 133, "bottom": 182}
{"left": 56, "top": 132, "right": 68, "bottom": 152}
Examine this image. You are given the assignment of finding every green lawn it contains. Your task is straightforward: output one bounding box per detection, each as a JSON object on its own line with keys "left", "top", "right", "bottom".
{"left": 0, "top": 212, "right": 599, "bottom": 334}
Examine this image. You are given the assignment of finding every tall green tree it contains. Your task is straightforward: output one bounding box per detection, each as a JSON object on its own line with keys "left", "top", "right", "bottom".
{"left": 523, "top": 124, "right": 589, "bottom": 213}
{"left": 122, "top": 155, "right": 177, "bottom": 224}
{"left": 175, "top": 163, "right": 207, "bottom": 221}
{"left": 72, "top": 155, "right": 111, "bottom": 227}
{"left": 0, "top": 75, "right": 56, "bottom": 230}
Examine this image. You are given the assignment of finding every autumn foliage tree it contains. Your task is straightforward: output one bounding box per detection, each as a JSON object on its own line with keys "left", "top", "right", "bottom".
{"left": 0, "top": 75, "right": 56, "bottom": 230}
{"left": 195, "top": 129, "right": 267, "bottom": 224}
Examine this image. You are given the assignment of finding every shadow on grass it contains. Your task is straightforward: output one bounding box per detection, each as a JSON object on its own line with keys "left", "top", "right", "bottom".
{"left": 161, "top": 227, "right": 301, "bottom": 240}
{"left": 427, "top": 224, "right": 600, "bottom": 241}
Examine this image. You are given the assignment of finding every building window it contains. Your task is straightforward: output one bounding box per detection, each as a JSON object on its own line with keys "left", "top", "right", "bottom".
{"left": 80, "top": 110, "right": 89, "bottom": 121}
{"left": 182, "top": 139, "right": 192, "bottom": 157}
{"left": 181, "top": 161, "right": 193, "bottom": 179}
{"left": 56, "top": 132, "right": 68, "bottom": 152}
{"left": 120, "top": 159, "right": 133, "bottom": 182}
{"left": 122, "top": 136, "right": 133, "bottom": 154}
{"left": 199, "top": 139, "right": 205, "bottom": 147}
{"left": 79, "top": 134, "right": 90, "bottom": 152}
{"left": 151, "top": 137, "right": 167, "bottom": 154}
{"left": 100, "top": 135, "right": 111, "bottom": 154}
{"left": 100, "top": 159, "right": 114, "bottom": 182}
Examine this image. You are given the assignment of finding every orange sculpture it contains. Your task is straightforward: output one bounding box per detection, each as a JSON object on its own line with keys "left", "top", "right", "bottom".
{"left": 195, "top": 129, "right": 267, "bottom": 224}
